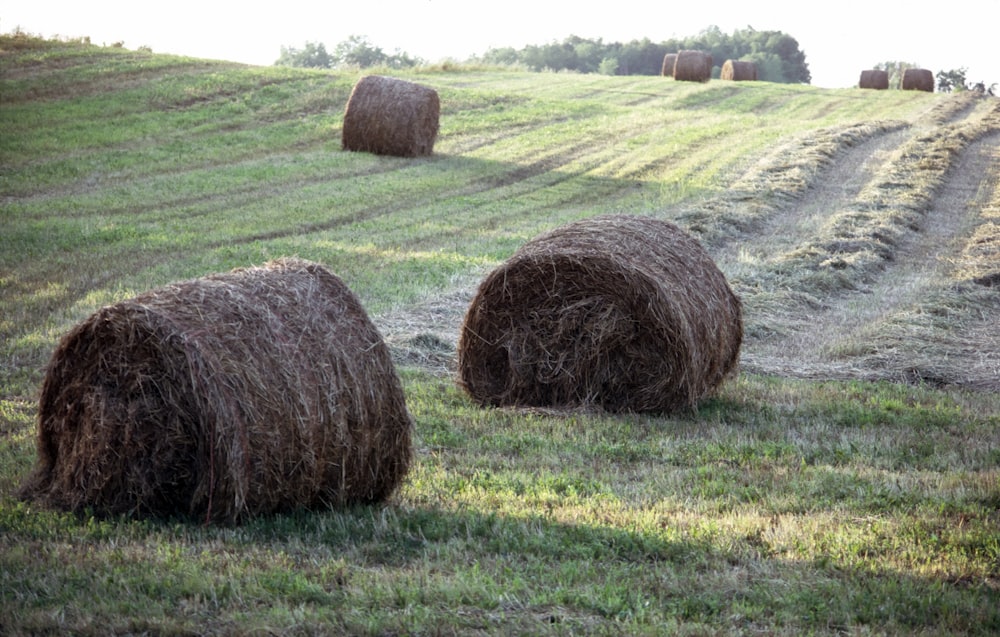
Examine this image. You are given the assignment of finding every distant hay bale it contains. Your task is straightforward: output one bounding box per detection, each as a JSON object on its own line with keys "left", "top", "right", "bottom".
{"left": 457, "top": 215, "right": 743, "bottom": 413}
{"left": 342, "top": 75, "right": 440, "bottom": 157}
{"left": 901, "top": 68, "right": 934, "bottom": 92}
{"left": 721, "top": 59, "right": 758, "bottom": 81}
{"left": 661, "top": 53, "right": 677, "bottom": 77}
{"left": 673, "top": 50, "right": 713, "bottom": 82}
{"left": 17, "top": 258, "right": 413, "bottom": 524}
{"left": 858, "top": 70, "right": 890, "bottom": 90}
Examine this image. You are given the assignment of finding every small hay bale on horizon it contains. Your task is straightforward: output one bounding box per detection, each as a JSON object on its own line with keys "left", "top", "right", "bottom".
{"left": 721, "top": 59, "right": 758, "bottom": 81}
{"left": 661, "top": 53, "right": 677, "bottom": 77}
{"left": 901, "top": 68, "right": 934, "bottom": 92}
{"left": 342, "top": 75, "right": 440, "bottom": 157}
{"left": 457, "top": 215, "right": 743, "bottom": 414}
{"left": 858, "top": 69, "right": 889, "bottom": 90}
{"left": 673, "top": 50, "right": 713, "bottom": 82}
{"left": 17, "top": 258, "right": 413, "bottom": 524}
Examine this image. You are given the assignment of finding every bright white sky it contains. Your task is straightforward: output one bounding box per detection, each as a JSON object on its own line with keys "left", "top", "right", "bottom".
{"left": 4, "top": 0, "right": 998, "bottom": 89}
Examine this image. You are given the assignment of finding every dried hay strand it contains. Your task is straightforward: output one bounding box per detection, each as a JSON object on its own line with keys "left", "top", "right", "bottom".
{"left": 859, "top": 69, "right": 889, "bottom": 90}
{"left": 342, "top": 75, "right": 440, "bottom": 157}
{"left": 661, "top": 53, "right": 677, "bottom": 77}
{"left": 17, "top": 258, "right": 413, "bottom": 524}
{"left": 901, "top": 68, "right": 934, "bottom": 92}
{"left": 673, "top": 50, "right": 713, "bottom": 82}
{"left": 721, "top": 59, "right": 758, "bottom": 81}
{"left": 457, "top": 215, "right": 743, "bottom": 414}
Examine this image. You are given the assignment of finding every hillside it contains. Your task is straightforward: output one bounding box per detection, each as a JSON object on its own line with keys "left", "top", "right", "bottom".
{"left": 3, "top": 40, "right": 998, "bottom": 394}
{"left": 2, "top": 38, "right": 999, "bottom": 636}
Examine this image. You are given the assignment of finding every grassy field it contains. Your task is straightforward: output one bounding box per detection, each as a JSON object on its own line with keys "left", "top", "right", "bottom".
{"left": 2, "top": 34, "right": 999, "bottom": 635}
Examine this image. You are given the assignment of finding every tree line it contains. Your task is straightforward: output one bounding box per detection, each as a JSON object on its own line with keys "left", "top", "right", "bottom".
{"left": 276, "top": 26, "right": 812, "bottom": 84}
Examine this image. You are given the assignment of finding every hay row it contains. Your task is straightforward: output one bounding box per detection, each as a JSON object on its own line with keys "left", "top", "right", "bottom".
{"left": 18, "top": 258, "right": 413, "bottom": 524}
{"left": 457, "top": 215, "right": 743, "bottom": 414}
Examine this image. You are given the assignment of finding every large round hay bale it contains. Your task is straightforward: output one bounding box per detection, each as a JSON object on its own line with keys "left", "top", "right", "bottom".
{"left": 342, "top": 75, "right": 440, "bottom": 157}
{"left": 457, "top": 215, "right": 743, "bottom": 413}
{"left": 17, "top": 258, "right": 413, "bottom": 523}
{"left": 721, "top": 59, "right": 758, "bottom": 81}
{"left": 901, "top": 68, "right": 934, "bottom": 92}
{"left": 858, "top": 69, "right": 890, "bottom": 90}
{"left": 661, "top": 53, "right": 677, "bottom": 77}
{"left": 673, "top": 50, "right": 713, "bottom": 83}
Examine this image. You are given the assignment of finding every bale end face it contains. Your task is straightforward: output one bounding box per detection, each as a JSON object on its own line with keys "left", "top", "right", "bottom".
{"left": 661, "top": 53, "right": 678, "bottom": 77}
{"left": 721, "top": 60, "right": 758, "bottom": 81}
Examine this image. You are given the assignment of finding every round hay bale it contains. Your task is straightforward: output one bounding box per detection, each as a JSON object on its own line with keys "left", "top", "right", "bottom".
{"left": 858, "top": 69, "right": 889, "bottom": 90}
{"left": 17, "top": 258, "right": 413, "bottom": 524}
{"left": 673, "top": 50, "right": 713, "bottom": 83}
{"left": 457, "top": 215, "right": 743, "bottom": 414}
{"left": 721, "top": 59, "right": 758, "bottom": 81}
{"left": 661, "top": 53, "right": 677, "bottom": 77}
{"left": 342, "top": 75, "right": 440, "bottom": 157}
{"left": 901, "top": 68, "right": 934, "bottom": 92}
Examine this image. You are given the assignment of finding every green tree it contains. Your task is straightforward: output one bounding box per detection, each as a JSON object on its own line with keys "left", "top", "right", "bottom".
{"left": 479, "top": 46, "right": 520, "bottom": 66}
{"left": 332, "top": 35, "right": 388, "bottom": 68}
{"left": 617, "top": 38, "right": 669, "bottom": 75}
{"left": 598, "top": 56, "right": 619, "bottom": 76}
{"left": 936, "top": 67, "right": 968, "bottom": 92}
{"left": 763, "top": 32, "right": 810, "bottom": 83}
{"left": 276, "top": 36, "right": 421, "bottom": 70}
{"left": 274, "top": 41, "right": 333, "bottom": 69}
{"left": 747, "top": 52, "right": 784, "bottom": 83}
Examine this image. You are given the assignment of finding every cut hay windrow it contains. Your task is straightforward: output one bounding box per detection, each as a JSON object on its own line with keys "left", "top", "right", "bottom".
{"left": 673, "top": 50, "right": 713, "bottom": 82}
{"left": 342, "top": 75, "right": 440, "bottom": 157}
{"left": 17, "top": 258, "right": 413, "bottom": 524}
{"left": 457, "top": 215, "right": 743, "bottom": 413}
{"left": 859, "top": 69, "right": 889, "bottom": 90}
{"left": 721, "top": 60, "right": 758, "bottom": 81}
{"left": 661, "top": 53, "right": 677, "bottom": 77}
{"left": 901, "top": 68, "right": 934, "bottom": 92}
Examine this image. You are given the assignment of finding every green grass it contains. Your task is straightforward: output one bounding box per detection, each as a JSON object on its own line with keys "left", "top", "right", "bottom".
{"left": 1, "top": 35, "right": 998, "bottom": 635}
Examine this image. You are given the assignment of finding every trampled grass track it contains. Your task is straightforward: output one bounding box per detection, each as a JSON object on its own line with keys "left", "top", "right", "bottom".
{"left": 707, "top": 96, "right": 1000, "bottom": 388}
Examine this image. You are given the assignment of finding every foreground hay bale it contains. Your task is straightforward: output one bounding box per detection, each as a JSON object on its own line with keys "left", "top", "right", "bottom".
{"left": 342, "top": 75, "right": 440, "bottom": 157}
{"left": 18, "top": 258, "right": 413, "bottom": 523}
{"left": 721, "top": 59, "right": 758, "bottom": 81}
{"left": 859, "top": 69, "right": 889, "bottom": 90}
{"left": 457, "top": 215, "right": 743, "bottom": 413}
{"left": 661, "top": 53, "right": 677, "bottom": 77}
{"left": 673, "top": 50, "right": 713, "bottom": 82}
{"left": 901, "top": 68, "right": 934, "bottom": 92}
